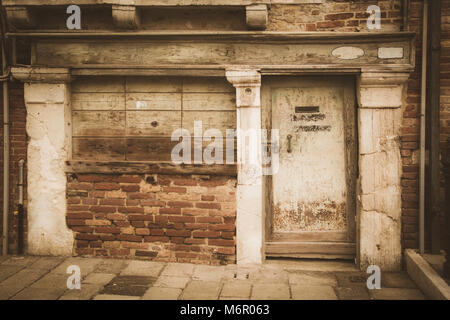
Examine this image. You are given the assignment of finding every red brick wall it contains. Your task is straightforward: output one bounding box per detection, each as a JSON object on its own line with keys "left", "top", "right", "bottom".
{"left": 0, "top": 82, "right": 28, "bottom": 254}
{"left": 267, "top": 0, "right": 403, "bottom": 32}
{"left": 67, "top": 173, "right": 236, "bottom": 265}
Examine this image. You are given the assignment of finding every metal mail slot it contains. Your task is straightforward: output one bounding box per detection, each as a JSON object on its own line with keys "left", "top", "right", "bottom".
{"left": 295, "top": 106, "right": 319, "bottom": 113}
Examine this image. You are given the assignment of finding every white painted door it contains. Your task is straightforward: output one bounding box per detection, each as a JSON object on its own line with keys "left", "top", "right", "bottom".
{"left": 263, "top": 77, "right": 356, "bottom": 259}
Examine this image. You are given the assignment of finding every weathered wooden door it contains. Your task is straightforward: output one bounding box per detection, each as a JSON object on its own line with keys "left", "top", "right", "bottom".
{"left": 263, "top": 76, "right": 357, "bottom": 259}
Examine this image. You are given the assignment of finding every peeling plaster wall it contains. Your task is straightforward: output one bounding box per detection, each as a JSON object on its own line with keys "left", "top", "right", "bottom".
{"left": 24, "top": 83, "right": 74, "bottom": 255}
{"left": 357, "top": 76, "right": 407, "bottom": 271}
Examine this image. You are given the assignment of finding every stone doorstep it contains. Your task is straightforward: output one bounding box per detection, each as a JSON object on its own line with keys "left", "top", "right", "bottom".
{"left": 405, "top": 249, "right": 450, "bottom": 300}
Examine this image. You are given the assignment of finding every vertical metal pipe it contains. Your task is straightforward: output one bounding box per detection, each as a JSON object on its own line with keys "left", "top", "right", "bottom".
{"left": 419, "top": 0, "right": 428, "bottom": 254}
{"left": 17, "top": 159, "right": 24, "bottom": 254}
{"left": 2, "top": 62, "right": 8, "bottom": 256}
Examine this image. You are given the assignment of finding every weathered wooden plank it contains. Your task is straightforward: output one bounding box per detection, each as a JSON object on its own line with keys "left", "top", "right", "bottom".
{"left": 182, "top": 77, "right": 234, "bottom": 93}
{"left": 65, "top": 160, "right": 238, "bottom": 176}
{"left": 72, "top": 111, "right": 126, "bottom": 136}
{"left": 72, "top": 137, "right": 126, "bottom": 161}
{"left": 72, "top": 93, "right": 125, "bottom": 111}
{"left": 183, "top": 93, "right": 235, "bottom": 111}
{"left": 126, "top": 137, "right": 178, "bottom": 161}
{"left": 126, "top": 76, "right": 182, "bottom": 92}
{"left": 72, "top": 76, "right": 125, "bottom": 92}
{"left": 34, "top": 39, "right": 413, "bottom": 68}
{"left": 271, "top": 231, "right": 349, "bottom": 242}
{"left": 182, "top": 110, "right": 236, "bottom": 135}
{"left": 126, "top": 93, "right": 181, "bottom": 110}
{"left": 126, "top": 110, "right": 181, "bottom": 136}
{"left": 265, "top": 241, "right": 356, "bottom": 255}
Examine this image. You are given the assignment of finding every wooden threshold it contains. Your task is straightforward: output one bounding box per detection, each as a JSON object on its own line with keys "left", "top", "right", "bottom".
{"left": 265, "top": 241, "right": 356, "bottom": 260}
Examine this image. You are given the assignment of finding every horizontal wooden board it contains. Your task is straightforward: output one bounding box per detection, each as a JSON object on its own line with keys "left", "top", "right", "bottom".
{"left": 35, "top": 38, "right": 413, "bottom": 67}
{"left": 126, "top": 137, "right": 178, "bottom": 161}
{"left": 126, "top": 76, "right": 182, "bottom": 93}
{"left": 126, "top": 111, "right": 181, "bottom": 136}
{"left": 183, "top": 93, "right": 235, "bottom": 111}
{"left": 72, "top": 111, "right": 126, "bottom": 136}
{"left": 72, "top": 138, "right": 126, "bottom": 161}
{"left": 183, "top": 110, "right": 236, "bottom": 135}
{"left": 271, "top": 231, "right": 349, "bottom": 242}
{"left": 182, "top": 77, "right": 234, "bottom": 93}
{"left": 66, "top": 161, "right": 238, "bottom": 176}
{"left": 72, "top": 93, "right": 125, "bottom": 111}
{"left": 72, "top": 76, "right": 125, "bottom": 93}
{"left": 265, "top": 241, "right": 356, "bottom": 256}
{"left": 126, "top": 93, "right": 181, "bottom": 110}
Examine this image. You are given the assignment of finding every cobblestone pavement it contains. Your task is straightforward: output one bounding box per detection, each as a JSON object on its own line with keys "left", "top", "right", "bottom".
{"left": 0, "top": 256, "right": 427, "bottom": 300}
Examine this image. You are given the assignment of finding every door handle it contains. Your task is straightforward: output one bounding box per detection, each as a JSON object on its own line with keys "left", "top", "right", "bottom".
{"left": 287, "top": 134, "right": 292, "bottom": 153}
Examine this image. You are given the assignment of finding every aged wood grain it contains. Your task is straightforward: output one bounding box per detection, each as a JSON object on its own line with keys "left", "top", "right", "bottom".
{"left": 73, "top": 137, "right": 126, "bottom": 161}
{"left": 72, "top": 111, "right": 126, "bottom": 136}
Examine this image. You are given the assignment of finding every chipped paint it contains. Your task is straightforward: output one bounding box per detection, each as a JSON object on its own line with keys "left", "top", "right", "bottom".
{"left": 272, "top": 85, "right": 348, "bottom": 234}
{"left": 273, "top": 200, "right": 347, "bottom": 232}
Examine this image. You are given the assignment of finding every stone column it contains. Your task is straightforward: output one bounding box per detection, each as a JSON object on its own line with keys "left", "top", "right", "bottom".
{"left": 12, "top": 67, "right": 74, "bottom": 256}
{"left": 226, "top": 68, "right": 263, "bottom": 264}
{"left": 357, "top": 71, "right": 409, "bottom": 271}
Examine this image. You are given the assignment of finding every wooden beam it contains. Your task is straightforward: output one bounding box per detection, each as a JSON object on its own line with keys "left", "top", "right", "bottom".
{"left": 265, "top": 241, "right": 356, "bottom": 257}
{"left": 66, "top": 161, "right": 237, "bottom": 176}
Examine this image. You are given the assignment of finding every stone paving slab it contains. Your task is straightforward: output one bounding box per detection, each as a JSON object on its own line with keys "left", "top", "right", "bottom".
{"left": 93, "top": 294, "right": 140, "bottom": 300}
{"left": 180, "top": 281, "right": 222, "bottom": 300}
{"left": 335, "top": 286, "right": 370, "bottom": 300}
{"left": 153, "top": 275, "right": 190, "bottom": 289}
{"left": 52, "top": 257, "right": 103, "bottom": 276}
{"left": 0, "top": 268, "right": 49, "bottom": 288}
{"left": 11, "top": 287, "right": 66, "bottom": 300}
{"left": 0, "top": 256, "right": 40, "bottom": 267}
{"left": 28, "top": 257, "right": 66, "bottom": 270}
{"left": 142, "top": 287, "right": 182, "bottom": 300}
{"left": 382, "top": 272, "right": 418, "bottom": 289}
{"left": 0, "top": 286, "right": 24, "bottom": 300}
{"left": 94, "top": 259, "right": 129, "bottom": 274}
{"left": 335, "top": 272, "right": 368, "bottom": 287}
{"left": 161, "top": 263, "right": 195, "bottom": 277}
{"left": 59, "top": 284, "right": 104, "bottom": 300}
{"left": 192, "top": 265, "right": 226, "bottom": 281}
{"left": 220, "top": 280, "right": 252, "bottom": 299}
{"left": 30, "top": 272, "right": 68, "bottom": 290}
{"left": 370, "top": 288, "right": 427, "bottom": 300}
{"left": 0, "top": 265, "right": 23, "bottom": 282}
{"left": 120, "top": 260, "right": 164, "bottom": 277}
{"left": 251, "top": 283, "right": 290, "bottom": 300}
{"left": 288, "top": 272, "right": 337, "bottom": 287}
{"left": 291, "top": 285, "right": 338, "bottom": 300}
{"left": 83, "top": 272, "right": 116, "bottom": 286}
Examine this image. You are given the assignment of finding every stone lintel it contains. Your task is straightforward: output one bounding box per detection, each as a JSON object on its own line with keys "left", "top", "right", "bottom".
{"left": 11, "top": 67, "right": 71, "bottom": 84}
{"left": 112, "top": 5, "right": 140, "bottom": 29}
{"left": 246, "top": 4, "right": 268, "bottom": 30}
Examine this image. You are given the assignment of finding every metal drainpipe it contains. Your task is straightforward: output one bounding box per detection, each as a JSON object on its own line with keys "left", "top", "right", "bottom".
{"left": 17, "top": 159, "right": 24, "bottom": 254}
{"left": 0, "top": 0, "right": 9, "bottom": 257}
{"left": 419, "top": 0, "right": 429, "bottom": 254}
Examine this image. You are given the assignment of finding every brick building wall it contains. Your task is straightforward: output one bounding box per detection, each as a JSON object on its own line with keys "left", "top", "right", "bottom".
{"left": 67, "top": 174, "right": 236, "bottom": 265}
{"left": 0, "top": 82, "right": 27, "bottom": 254}
{"left": 1, "top": 0, "right": 449, "bottom": 262}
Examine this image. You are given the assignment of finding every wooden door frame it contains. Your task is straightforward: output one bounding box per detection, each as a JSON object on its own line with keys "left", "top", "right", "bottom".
{"left": 262, "top": 75, "right": 358, "bottom": 260}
